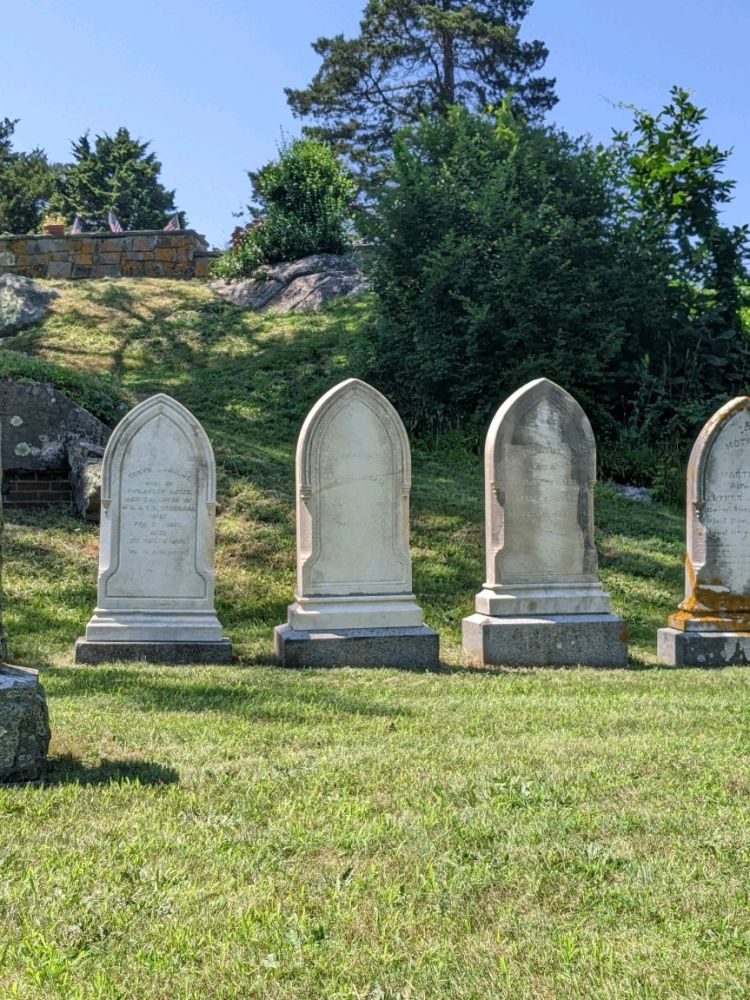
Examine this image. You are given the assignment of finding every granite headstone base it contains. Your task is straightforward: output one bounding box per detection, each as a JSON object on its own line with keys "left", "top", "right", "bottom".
{"left": 462, "top": 613, "right": 628, "bottom": 667}
{"left": 657, "top": 628, "right": 750, "bottom": 667}
{"left": 274, "top": 624, "right": 439, "bottom": 669}
{"left": 74, "top": 638, "right": 232, "bottom": 665}
{"left": 0, "top": 665, "right": 50, "bottom": 782}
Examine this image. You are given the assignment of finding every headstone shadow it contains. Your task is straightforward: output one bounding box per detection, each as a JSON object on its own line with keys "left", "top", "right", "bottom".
{"left": 41, "top": 753, "right": 179, "bottom": 787}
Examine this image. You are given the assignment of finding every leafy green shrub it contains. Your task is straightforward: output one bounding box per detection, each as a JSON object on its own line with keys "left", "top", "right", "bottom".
{"left": 0, "top": 350, "right": 124, "bottom": 424}
{"left": 366, "top": 105, "right": 637, "bottom": 437}
{"left": 214, "top": 139, "right": 355, "bottom": 280}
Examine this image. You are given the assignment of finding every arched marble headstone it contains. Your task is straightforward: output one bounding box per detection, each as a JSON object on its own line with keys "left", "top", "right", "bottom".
{"left": 463, "top": 378, "right": 627, "bottom": 666}
{"left": 275, "top": 378, "right": 438, "bottom": 668}
{"left": 75, "top": 394, "right": 231, "bottom": 664}
{"left": 658, "top": 396, "right": 750, "bottom": 666}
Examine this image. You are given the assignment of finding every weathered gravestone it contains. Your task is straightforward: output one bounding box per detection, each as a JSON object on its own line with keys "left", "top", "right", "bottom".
{"left": 0, "top": 421, "right": 50, "bottom": 782}
{"left": 462, "top": 378, "right": 628, "bottom": 666}
{"left": 0, "top": 666, "right": 50, "bottom": 782}
{"left": 658, "top": 396, "right": 750, "bottom": 666}
{"left": 75, "top": 394, "right": 231, "bottom": 664}
{"left": 274, "top": 378, "right": 439, "bottom": 667}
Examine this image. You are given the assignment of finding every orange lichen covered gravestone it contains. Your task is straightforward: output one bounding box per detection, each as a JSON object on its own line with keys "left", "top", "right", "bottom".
{"left": 658, "top": 396, "right": 750, "bottom": 666}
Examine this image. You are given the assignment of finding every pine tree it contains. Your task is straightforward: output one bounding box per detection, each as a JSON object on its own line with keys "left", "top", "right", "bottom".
{"left": 0, "top": 118, "right": 58, "bottom": 234}
{"left": 52, "top": 127, "right": 183, "bottom": 231}
{"left": 285, "top": 0, "right": 556, "bottom": 180}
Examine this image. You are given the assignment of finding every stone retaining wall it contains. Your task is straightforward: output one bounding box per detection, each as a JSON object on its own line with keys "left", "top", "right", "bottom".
{"left": 0, "top": 230, "right": 218, "bottom": 280}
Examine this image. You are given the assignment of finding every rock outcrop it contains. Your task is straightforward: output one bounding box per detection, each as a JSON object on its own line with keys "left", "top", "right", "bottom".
{"left": 0, "top": 381, "right": 112, "bottom": 519}
{"left": 0, "top": 274, "right": 58, "bottom": 336}
{"left": 211, "top": 254, "right": 370, "bottom": 315}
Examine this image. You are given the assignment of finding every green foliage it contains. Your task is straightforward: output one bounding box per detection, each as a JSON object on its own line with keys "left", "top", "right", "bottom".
{"left": 600, "top": 87, "right": 750, "bottom": 482}
{"left": 0, "top": 117, "right": 59, "bottom": 234}
{"left": 51, "top": 127, "right": 183, "bottom": 231}
{"left": 214, "top": 138, "right": 354, "bottom": 279}
{"left": 367, "top": 106, "right": 634, "bottom": 435}
{"left": 367, "top": 91, "right": 749, "bottom": 488}
{"left": 286, "top": 0, "right": 556, "bottom": 184}
{"left": 0, "top": 350, "right": 123, "bottom": 424}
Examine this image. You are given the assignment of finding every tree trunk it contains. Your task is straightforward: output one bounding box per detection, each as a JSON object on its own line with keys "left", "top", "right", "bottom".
{"left": 442, "top": 32, "right": 455, "bottom": 107}
{"left": 439, "top": 0, "right": 456, "bottom": 110}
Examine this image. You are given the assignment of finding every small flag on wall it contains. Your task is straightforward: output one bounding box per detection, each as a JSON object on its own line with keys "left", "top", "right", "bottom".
{"left": 107, "top": 210, "right": 123, "bottom": 233}
{"left": 71, "top": 216, "right": 83, "bottom": 234}
{"left": 163, "top": 214, "right": 181, "bottom": 232}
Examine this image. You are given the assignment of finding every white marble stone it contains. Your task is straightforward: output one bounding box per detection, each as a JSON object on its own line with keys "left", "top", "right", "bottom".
{"left": 287, "top": 378, "right": 426, "bottom": 630}
{"left": 463, "top": 378, "right": 625, "bottom": 667}
{"left": 667, "top": 396, "right": 750, "bottom": 634}
{"left": 81, "top": 394, "right": 226, "bottom": 644}
{"left": 474, "top": 378, "right": 612, "bottom": 617}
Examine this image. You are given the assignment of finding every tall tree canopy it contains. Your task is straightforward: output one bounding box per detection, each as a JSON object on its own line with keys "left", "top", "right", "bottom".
{"left": 286, "top": 0, "right": 555, "bottom": 180}
{"left": 52, "top": 127, "right": 182, "bottom": 231}
{"left": 607, "top": 87, "right": 750, "bottom": 410}
{"left": 0, "top": 117, "right": 58, "bottom": 234}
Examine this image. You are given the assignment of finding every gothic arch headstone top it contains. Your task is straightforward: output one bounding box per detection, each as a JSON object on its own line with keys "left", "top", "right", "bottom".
{"left": 275, "top": 378, "right": 438, "bottom": 668}
{"left": 75, "top": 393, "right": 231, "bottom": 664}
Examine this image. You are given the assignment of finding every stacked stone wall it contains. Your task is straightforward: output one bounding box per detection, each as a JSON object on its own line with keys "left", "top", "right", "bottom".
{"left": 0, "top": 230, "right": 218, "bottom": 280}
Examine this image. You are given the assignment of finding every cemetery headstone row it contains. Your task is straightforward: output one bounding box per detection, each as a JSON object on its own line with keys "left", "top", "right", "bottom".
{"left": 72, "top": 385, "right": 750, "bottom": 669}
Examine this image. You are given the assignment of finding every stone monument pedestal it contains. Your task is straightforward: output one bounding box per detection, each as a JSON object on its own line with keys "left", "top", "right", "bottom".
{"left": 657, "top": 627, "right": 750, "bottom": 667}
{"left": 274, "top": 623, "right": 439, "bottom": 669}
{"left": 0, "top": 665, "right": 50, "bottom": 782}
{"left": 74, "top": 638, "right": 232, "bottom": 665}
{"left": 463, "top": 613, "right": 628, "bottom": 668}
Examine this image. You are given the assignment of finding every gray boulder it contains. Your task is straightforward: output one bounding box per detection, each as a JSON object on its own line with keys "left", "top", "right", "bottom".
{"left": 0, "top": 379, "right": 111, "bottom": 472}
{"left": 0, "top": 274, "right": 58, "bottom": 336}
{"left": 67, "top": 440, "right": 105, "bottom": 521}
{"left": 210, "top": 253, "right": 370, "bottom": 315}
{"left": 613, "top": 484, "right": 653, "bottom": 503}
{"left": 0, "top": 666, "right": 50, "bottom": 783}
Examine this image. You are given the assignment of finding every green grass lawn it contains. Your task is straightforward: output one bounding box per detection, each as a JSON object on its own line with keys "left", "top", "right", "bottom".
{"left": 2, "top": 279, "right": 749, "bottom": 999}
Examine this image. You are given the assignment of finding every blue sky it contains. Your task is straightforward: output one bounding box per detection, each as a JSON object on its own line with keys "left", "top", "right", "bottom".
{"left": 3, "top": 0, "right": 748, "bottom": 247}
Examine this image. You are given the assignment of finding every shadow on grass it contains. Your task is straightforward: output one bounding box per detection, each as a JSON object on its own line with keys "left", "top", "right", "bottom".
{"left": 43, "top": 754, "right": 179, "bottom": 787}
{"left": 43, "top": 665, "right": 418, "bottom": 719}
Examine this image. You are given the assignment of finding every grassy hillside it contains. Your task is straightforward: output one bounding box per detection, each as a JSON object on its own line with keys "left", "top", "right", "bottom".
{"left": 2, "top": 279, "right": 750, "bottom": 999}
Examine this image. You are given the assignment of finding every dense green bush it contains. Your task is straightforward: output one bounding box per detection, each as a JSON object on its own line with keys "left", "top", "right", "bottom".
{"left": 214, "top": 139, "right": 354, "bottom": 280}
{"left": 365, "top": 98, "right": 749, "bottom": 490}
{"left": 366, "top": 105, "right": 639, "bottom": 435}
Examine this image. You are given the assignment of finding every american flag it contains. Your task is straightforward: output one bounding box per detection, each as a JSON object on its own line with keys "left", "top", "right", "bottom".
{"left": 107, "top": 210, "right": 123, "bottom": 233}
{"left": 71, "top": 216, "right": 83, "bottom": 234}
{"left": 163, "top": 214, "right": 181, "bottom": 232}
